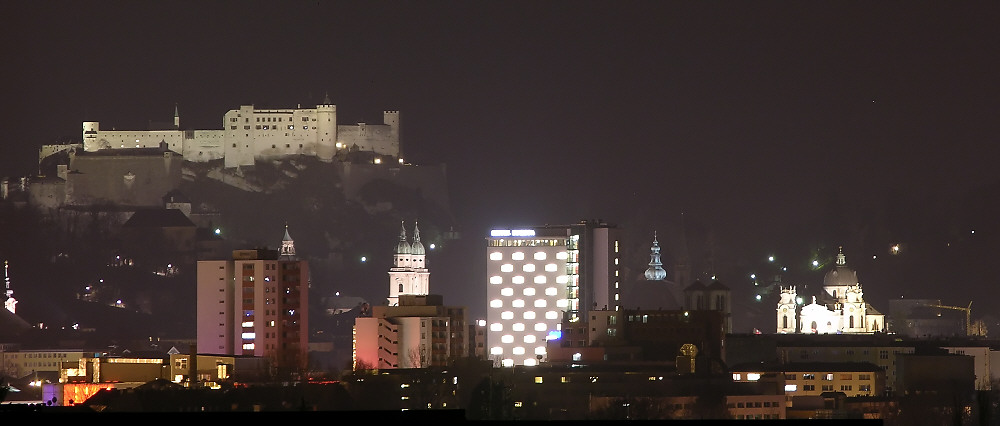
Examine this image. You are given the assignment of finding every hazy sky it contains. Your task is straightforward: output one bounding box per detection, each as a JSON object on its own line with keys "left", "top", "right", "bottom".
{"left": 5, "top": 2, "right": 1000, "bottom": 330}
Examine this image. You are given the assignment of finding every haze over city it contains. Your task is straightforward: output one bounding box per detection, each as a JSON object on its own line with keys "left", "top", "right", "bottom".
{"left": 4, "top": 1, "right": 1000, "bottom": 333}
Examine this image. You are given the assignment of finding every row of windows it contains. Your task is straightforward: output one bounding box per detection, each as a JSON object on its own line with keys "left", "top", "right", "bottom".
{"left": 491, "top": 275, "right": 569, "bottom": 285}
{"left": 490, "top": 345, "right": 547, "bottom": 355}
{"left": 490, "top": 251, "right": 569, "bottom": 261}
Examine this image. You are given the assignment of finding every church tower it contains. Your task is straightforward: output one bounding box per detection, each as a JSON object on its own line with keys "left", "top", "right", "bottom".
{"left": 387, "top": 221, "right": 430, "bottom": 306}
{"left": 777, "top": 286, "right": 798, "bottom": 333}
{"left": 279, "top": 224, "right": 297, "bottom": 260}
{"left": 643, "top": 232, "right": 667, "bottom": 281}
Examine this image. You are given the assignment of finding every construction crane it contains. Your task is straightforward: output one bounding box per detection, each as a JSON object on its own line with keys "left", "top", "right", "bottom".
{"left": 922, "top": 301, "right": 973, "bottom": 336}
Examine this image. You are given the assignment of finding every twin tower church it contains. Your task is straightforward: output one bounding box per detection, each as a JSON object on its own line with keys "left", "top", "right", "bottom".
{"left": 387, "top": 221, "right": 430, "bottom": 306}
{"left": 776, "top": 248, "right": 885, "bottom": 334}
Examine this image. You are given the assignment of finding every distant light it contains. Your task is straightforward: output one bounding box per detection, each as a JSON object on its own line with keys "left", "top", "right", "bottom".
{"left": 812, "top": 260, "right": 819, "bottom": 267}
{"left": 890, "top": 244, "right": 901, "bottom": 255}
{"left": 683, "top": 311, "right": 689, "bottom": 317}
{"left": 360, "top": 256, "right": 367, "bottom": 263}
{"left": 971, "top": 229, "right": 976, "bottom": 234}
{"left": 755, "top": 294, "right": 762, "bottom": 301}
{"left": 796, "top": 297, "right": 804, "bottom": 305}
{"left": 429, "top": 243, "right": 436, "bottom": 250}
{"left": 782, "top": 267, "right": 787, "bottom": 271}
{"left": 768, "top": 256, "right": 775, "bottom": 262}
{"left": 750, "top": 274, "right": 756, "bottom": 279}
{"left": 398, "top": 158, "right": 404, "bottom": 164}
{"left": 873, "top": 255, "right": 877, "bottom": 259}
{"left": 335, "top": 291, "right": 340, "bottom": 296}
{"left": 215, "top": 228, "right": 222, "bottom": 235}
{"left": 374, "top": 157, "right": 382, "bottom": 164}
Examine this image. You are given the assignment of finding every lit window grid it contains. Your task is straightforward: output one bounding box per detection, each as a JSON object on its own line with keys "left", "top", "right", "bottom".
{"left": 488, "top": 243, "right": 567, "bottom": 365}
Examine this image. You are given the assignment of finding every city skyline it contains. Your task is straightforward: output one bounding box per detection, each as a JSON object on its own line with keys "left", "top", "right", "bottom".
{"left": 4, "top": 2, "right": 1000, "bottom": 331}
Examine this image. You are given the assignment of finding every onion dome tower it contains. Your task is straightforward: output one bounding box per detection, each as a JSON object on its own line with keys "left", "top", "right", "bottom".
{"left": 644, "top": 232, "right": 667, "bottom": 281}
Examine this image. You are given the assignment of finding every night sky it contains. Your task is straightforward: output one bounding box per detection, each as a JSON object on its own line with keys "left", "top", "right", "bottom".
{"left": 4, "top": 2, "right": 1000, "bottom": 331}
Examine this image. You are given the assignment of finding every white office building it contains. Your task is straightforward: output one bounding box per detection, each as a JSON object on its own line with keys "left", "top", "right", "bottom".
{"left": 486, "top": 221, "right": 620, "bottom": 367}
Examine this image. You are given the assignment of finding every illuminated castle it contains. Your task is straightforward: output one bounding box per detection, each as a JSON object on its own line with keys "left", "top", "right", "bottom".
{"left": 82, "top": 97, "right": 400, "bottom": 168}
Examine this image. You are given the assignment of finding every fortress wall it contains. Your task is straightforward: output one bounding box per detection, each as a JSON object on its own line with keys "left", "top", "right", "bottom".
{"left": 337, "top": 162, "right": 450, "bottom": 213}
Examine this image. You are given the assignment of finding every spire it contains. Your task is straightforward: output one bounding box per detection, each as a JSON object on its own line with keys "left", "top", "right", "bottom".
{"left": 836, "top": 246, "right": 846, "bottom": 266}
{"left": 173, "top": 103, "right": 180, "bottom": 129}
{"left": 280, "top": 223, "right": 297, "bottom": 259}
{"left": 396, "top": 221, "right": 411, "bottom": 255}
{"left": 410, "top": 221, "right": 426, "bottom": 255}
{"left": 644, "top": 231, "right": 667, "bottom": 281}
{"left": 322, "top": 91, "right": 332, "bottom": 105}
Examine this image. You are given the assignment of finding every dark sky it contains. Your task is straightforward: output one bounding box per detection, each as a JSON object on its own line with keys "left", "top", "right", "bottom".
{"left": 4, "top": 2, "right": 1000, "bottom": 331}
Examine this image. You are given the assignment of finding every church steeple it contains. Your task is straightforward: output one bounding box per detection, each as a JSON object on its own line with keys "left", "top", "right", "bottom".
{"left": 396, "top": 221, "right": 411, "bottom": 255}
{"left": 836, "top": 246, "right": 846, "bottom": 266}
{"left": 644, "top": 232, "right": 667, "bottom": 281}
{"left": 173, "top": 103, "right": 180, "bottom": 129}
{"left": 280, "top": 223, "right": 297, "bottom": 259}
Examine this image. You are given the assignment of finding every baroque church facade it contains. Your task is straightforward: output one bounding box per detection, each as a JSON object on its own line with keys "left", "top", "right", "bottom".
{"left": 777, "top": 248, "right": 885, "bottom": 334}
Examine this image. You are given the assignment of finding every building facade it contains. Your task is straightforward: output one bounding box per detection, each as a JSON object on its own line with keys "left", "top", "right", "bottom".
{"left": 196, "top": 227, "right": 308, "bottom": 372}
{"left": 486, "top": 221, "right": 622, "bottom": 367}
{"left": 82, "top": 100, "right": 399, "bottom": 168}
{"left": 354, "top": 225, "right": 469, "bottom": 369}
{"left": 777, "top": 248, "right": 885, "bottom": 334}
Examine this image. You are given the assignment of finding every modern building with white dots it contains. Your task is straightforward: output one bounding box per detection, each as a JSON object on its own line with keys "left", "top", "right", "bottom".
{"left": 486, "top": 221, "right": 621, "bottom": 367}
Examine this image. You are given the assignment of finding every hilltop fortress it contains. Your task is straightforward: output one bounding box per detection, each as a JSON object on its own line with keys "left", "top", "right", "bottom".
{"left": 81, "top": 99, "right": 399, "bottom": 168}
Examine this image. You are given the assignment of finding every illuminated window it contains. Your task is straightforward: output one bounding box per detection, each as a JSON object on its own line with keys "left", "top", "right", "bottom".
{"left": 534, "top": 299, "right": 547, "bottom": 308}
{"left": 501, "top": 334, "right": 514, "bottom": 343}
{"left": 556, "top": 276, "right": 568, "bottom": 284}
{"left": 513, "top": 323, "right": 525, "bottom": 331}
{"left": 502, "top": 359, "right": 514, "bottom": 367}
{"left": 534, "top": 275, "right": 547, "bottom": 284}
{"left": 534, "top": 323, "right": 547, "bottom": 331}
{"left": 523, "top": 311, "right": 536, "bottom": 319}
{"left": 534, "top": 252, "right": 547, "bottom": 260}
{"left": 545, "top": 287, "right": 558, "bottom": 296}
{"left": 490, "top": 276, "right": 502, "bottom": 284}
{"left": 512, "top": 299, "right": 525, "bottom": 308}
{"left": 546, "top": 311, "right": 559, "bottom": 319}
{"left": 490, "top": 346, "right": 503, "bottom": 355}
{"left": 490, "top": 323, "right": 503, "bottom": 332}
{"left": 512, "top": 252, "right": 525, "bottom": 261}
{"left": 785, "top": 384, "right": 798, "bottom": 392}
{"left": 524, "top": 335, "right": 536, "bottom": 343}
{"left": 573, "top": 353, "right": 582, "bottom": 361}
{"left": 501, "top": 287, "right": 514, "bottom": 296}
{"left": 501, "top": 264, "right": 514, "bottom": 273}
{"left": 556, "top": 252, "right": 568, "bottom": 260}
{"left": 747, "top": 373, "right": 761, "bottom": 381}
{"left": 523, "top": 288, "right": 536, "bottom": 296}
{"left": 501, "top": 311, "right": 514, "bottom": 320}
{"left": 242, "top": 343, "right": 255, "bottom": 350}
{"left": 490, "top": 252, "right": 502, "bottom": 261}
{"left": 513, "top": 347, "right": 526, "bottom": 355}
{"left": 535, "top": 346, "right": 546, "bottom": 355}
{"left": 556, "top": 299, "right": 569, "bottom": 308}
{"left": 534, "top": 376, "right": 543, "bottom": 383}
{"left": 512, "top": 276, "right": 525, "bottom": 284}
{"left": 523, "top": 264, "right": 536, "bottom": 272}
{"left": 545, "top": 263, "right": 558, "bottom": 272}
{"left": 490, "top": 299, "right": 503, "bottom": 308}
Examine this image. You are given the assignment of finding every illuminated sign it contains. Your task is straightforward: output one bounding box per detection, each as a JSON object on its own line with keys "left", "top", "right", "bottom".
{"left": 546, "top": 330, "right": 562, "bottom": 340}
{"left": 490, "top": 229, "right": 536, "bottom": 237}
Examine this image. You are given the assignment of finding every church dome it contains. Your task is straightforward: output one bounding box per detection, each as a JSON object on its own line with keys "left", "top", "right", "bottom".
{"left": 644, "top": 232, "right": 667, "bottom": 281}
{"left": 396, "top": 222, "right": 411, "bottom": 255}
{"left": 823, "top": 247, "right": 858, "bottom": 287}
{"left": 410, "top": 222, "right": 425, "bottom": 255}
